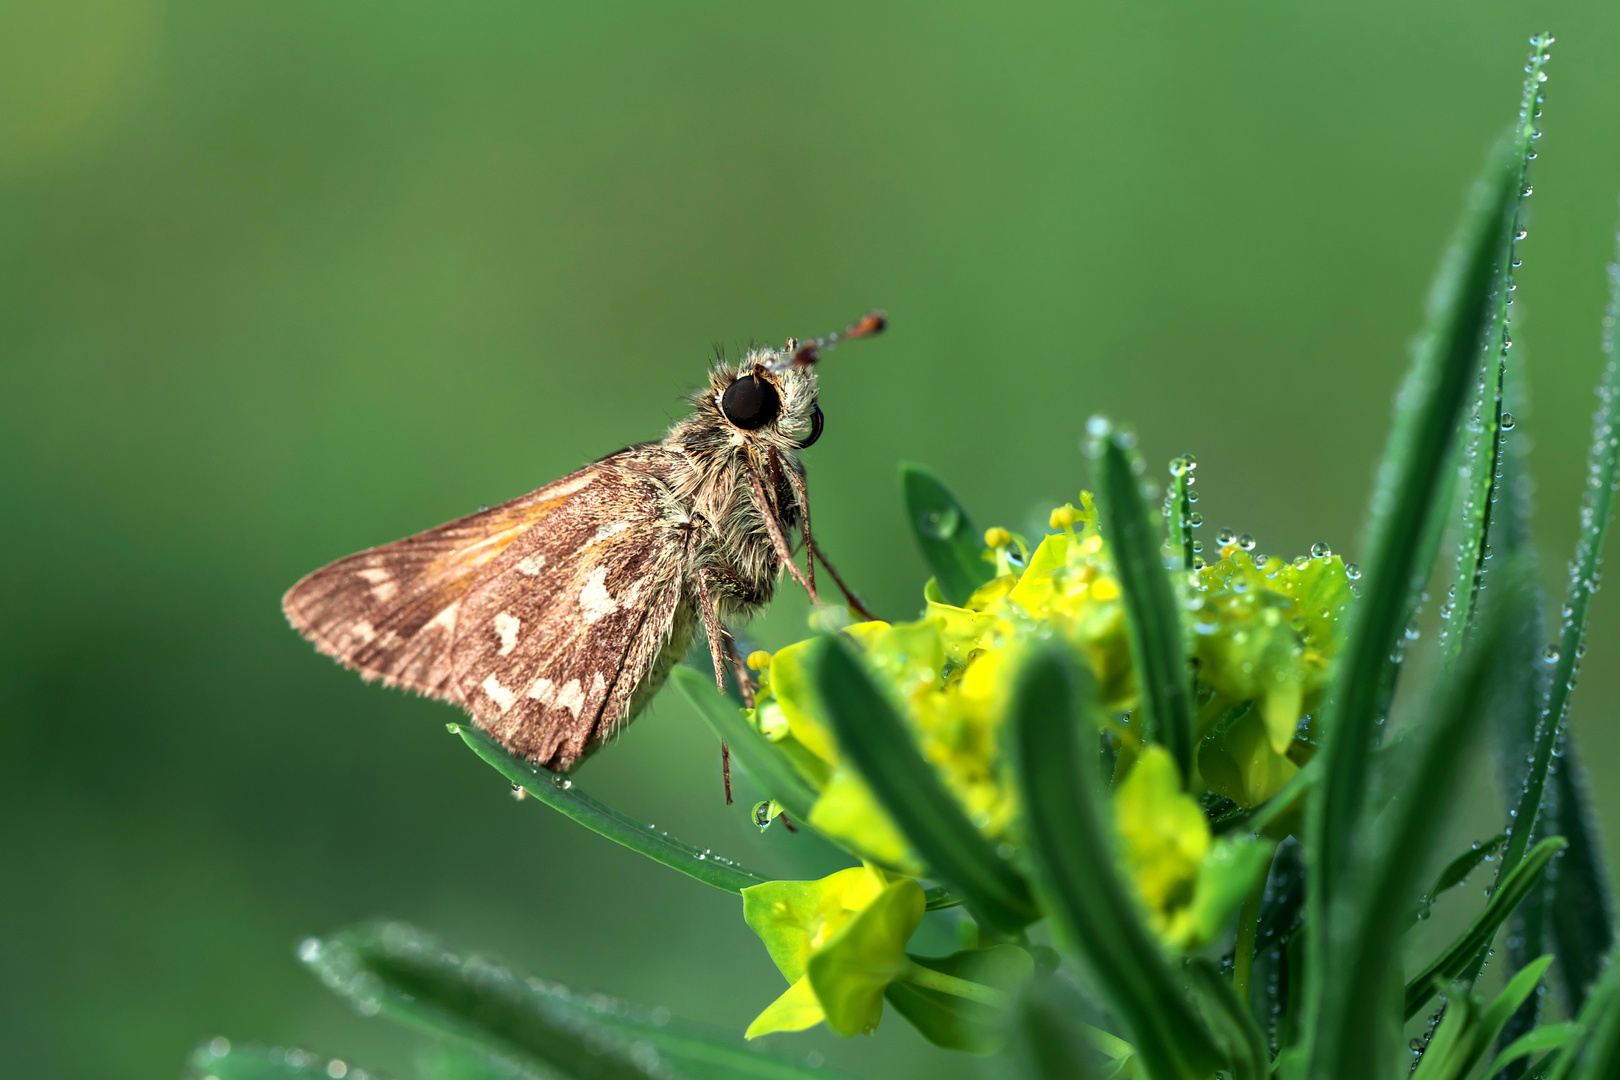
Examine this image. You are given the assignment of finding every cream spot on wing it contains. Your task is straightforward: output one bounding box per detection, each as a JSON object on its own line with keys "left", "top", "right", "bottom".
{"left": 516, "top": 553, "right": 547, "bottom": 576}
{"left": 356, "top": 568, "right": 392, "bottom": 584}
{"left": 427, "top": 604, "right": 459, "bottom": 632}
{"left": 349, "top": 620, "right": 376, "bottom": 645}
{"left": 370, "top": 580, "right": 398, "bottom": 602}
{"left": 493, "top": 611, "right": 521, "bottom": 656}
{"left": 375, "top": 630, "right": 402, "bottom": 651}
{"left": 527, "top": 677, "right": 555, "bottom": 703}
{"left": 482, "top": 675, "right": 517, "bottom": 712}
{"left": 578, "top": 567, "right": 617, "bottom": 624}
{"left": 591, "top": 672, "right": 606, "bottom": 697}
{"left": 588, "top": 521, "right": 631, "bottom": 546}
{"left": 555, "top": 678, "right": 585, "bottom": 717}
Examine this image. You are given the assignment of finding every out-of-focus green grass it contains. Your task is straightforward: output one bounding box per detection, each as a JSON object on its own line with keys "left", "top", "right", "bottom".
{"left": 2, "top": 3, "right": 1619, "bottom": 1078}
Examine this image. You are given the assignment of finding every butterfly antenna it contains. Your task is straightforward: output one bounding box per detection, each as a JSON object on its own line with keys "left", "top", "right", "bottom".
{"left": 786, "top": 310, "right": 886, "bottom": 368}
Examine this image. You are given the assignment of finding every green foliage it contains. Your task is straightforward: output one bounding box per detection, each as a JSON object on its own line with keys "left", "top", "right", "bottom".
{"left": 899, "top": 463, "right": 996, "bottom": 606}
{"left": 202, "top": 33, "right": 1620, "bottom": 1080}
{"left": 1089, "top": 426, "right": 1196, "bottom": 783}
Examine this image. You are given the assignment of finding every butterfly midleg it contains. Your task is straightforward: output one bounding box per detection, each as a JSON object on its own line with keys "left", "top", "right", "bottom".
{"left": 809, "top": 538, "right": 880, "bottom": 622}
{"left": 695, "top": 569, "right": 734, "bottom": 805}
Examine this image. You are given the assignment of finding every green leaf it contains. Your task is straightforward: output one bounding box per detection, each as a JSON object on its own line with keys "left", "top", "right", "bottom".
{"left": 671, "top": 666, "right": 819, "bottom": 822}
{"left": 1405, "top": 835, "right": 1568, "bottom": 1018}
{"left": 1166, "top": 456, "right": 1197, "bottom": 571}
{"left": 1409, "top": 833, "right": 1508, "bottom": 926}
{"left": 1310, "top": 568, "right": 1523, "bottom": 1077}
{"left": 808, "top": 634, "right": 1039, "bottom": 934}
{"left": 886, "top": 945, "right": 1034, "bottom": 1054}
{"left": 1550, "top": 737, "right": 1616, "bottom": 1010}
{"left": 303, "top": 922, "right": 862, "bottom": 1080}
{"left": 1469, "top": 957, "right": 1559, "bottom": 1071}
{"left": 1495, "top": 162, "right": 1620, "bottom": 992}
{"left": 186, "top": 1042, "right": 378, "bottom": 1080}
{"left": 1005, "top": 975, "right": 1125, "bottom": 1080}
{"left": 1411, "top": 980, "right": 1478, "bottom": 1080}
{"left": 450, "top": 722, "right": 772, "bottom": 895}
{"left": 1545, "top": 942, "right": 1620, "bottom": 1080}
{"left": 1088, "top": 424, "right": 1195, "bottom": 783}
{"left": 1306, "top": 133, "right": 1528, "bottom": 1052}
{"left": 1487, "top": 1023, "right": 1577, "bottom": 1078}
{"left": 1435, "top": 36, "right": 1551, "bottom": 672}
{"left": 899, "top": 463, "right": 994, "bottom": 606}
{"left": 1185, "top": 957, "right": 1267, "bottom": 1080}
{"left": 1011, "top": 645, "right": 1225, "bottom": 1080}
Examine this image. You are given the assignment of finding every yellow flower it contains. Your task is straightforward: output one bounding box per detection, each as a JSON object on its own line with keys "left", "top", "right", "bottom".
{"left": 743, "top": 867, "right": 926, "bottom": 1038}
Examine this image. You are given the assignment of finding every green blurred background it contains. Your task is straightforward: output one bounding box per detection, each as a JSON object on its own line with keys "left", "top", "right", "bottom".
{"left": 4, "top": 2, "right": 1620, "bottom": 1078}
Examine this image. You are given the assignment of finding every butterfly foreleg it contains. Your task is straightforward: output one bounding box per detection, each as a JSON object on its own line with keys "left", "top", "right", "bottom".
{"left": 745, "top": 466, "right": 819, "bottom": 603}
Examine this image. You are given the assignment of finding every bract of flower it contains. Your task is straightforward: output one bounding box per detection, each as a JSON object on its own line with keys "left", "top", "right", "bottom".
{"left": 1188, "top": 546, "right": 1352, "bottom": 805}
{"left": 742, "top": 867, "right": 924, "bottom": 1038}
{"left": 1111, "top": 746, "right": 1273, "bottom": 950}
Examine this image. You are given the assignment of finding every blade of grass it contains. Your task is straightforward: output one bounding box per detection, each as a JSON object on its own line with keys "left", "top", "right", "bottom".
{"left": 1494, "top": 214, "right": 1620, "bottom": 981}
{"left": 450, "top": 722, "right": 771, "bottom": 895}
{"left": 1436, "top": 35, "right": 1552, "bottom": 671}
{"left": 1305, "top": 138, "right": 1527, "bottom": 1051}
{"left": 1309, "top": 569, "right": 1521, "bottom": 1078}
{"left": 672, "top": 666, "right": 819, "bottom": 822}
{"left": 1012, "top": 645, "right": 1226, "bottom": 1080}
{"left": 304, "top": 922, "right": 863, "bottom": 1080}
{"left": 1088, "top": 423, "right": 1195, "bottom": 784}
{"left": 809, "top": 635, "right": 1038, "bottom": 933}
{"left": 900, "top": 463, "right": 994, "bottom": 605}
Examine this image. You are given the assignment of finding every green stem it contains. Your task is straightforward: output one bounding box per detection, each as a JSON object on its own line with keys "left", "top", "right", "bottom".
{"left": 901, "top": 962, "right": 1010, "bottom": 1007}
{"left": 1233, "top": 871, "right": 1266, "bottom": 1002}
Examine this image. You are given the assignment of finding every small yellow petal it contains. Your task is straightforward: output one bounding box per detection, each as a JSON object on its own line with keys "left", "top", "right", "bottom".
{"left": 745, "top": 975, "right": 825, "bottom": 1038}
{"left": 984, "top": 527, "right": 1012, "bottom": 548}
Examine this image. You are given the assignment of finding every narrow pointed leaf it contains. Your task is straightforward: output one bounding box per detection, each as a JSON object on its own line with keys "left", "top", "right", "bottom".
{"left": 1307, "top": 137, "right": 1528, "bottom": 1041}
{"left": 808, "top": 635, "right": 1038, "bottom": 933}
{"left": 1437, "top": 37, "right": 1552, "bottom": 670}
{"left": 186, "top": 1043, "right": 383, "bottom": 1080}
{"left": 900, "top": 463, "right": 994, "bottom": 605}
{"left": 1089, "top": 427, "right": 1194, "bottom": 782}
{"left": 1408, "top": 833, "right": 1507, "bottom": 926}
{"left": 1012, "top": 645, "right": 1225, "bottom": 1080}
{"left": 1550, "top": 739, "right": 1616, "bottom": 1009}
{"left": 1311, "top": 570, "right": 1521, "bottom": 1077}
{"left": 1499, "top": 222, "right": 1620, "bottom": 1006}
{"left": 1186, "top": 957, "right": 1267, "bottom": 1080}
{"left": 1557, "top": 944, "right": 1620, "bottom": 1080}
{"left": 672, "top": 666, "right": 819, "bottom": 822}
{"left": 303, "top": 922, "right": 862, "bottom": 1080}
{"left": 451, "top": 722, "right": 771, "bottom": 895}
{"left": 1405, "top": 835, "right": 1568, "bottom": 1018}
{"left": 1487, "top": 1023, "right": 1577, "bottom": 1077}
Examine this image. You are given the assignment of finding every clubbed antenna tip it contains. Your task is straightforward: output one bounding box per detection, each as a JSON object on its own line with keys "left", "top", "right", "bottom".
{"left": 788, "top": 310, "right": 887, "bottom": 367}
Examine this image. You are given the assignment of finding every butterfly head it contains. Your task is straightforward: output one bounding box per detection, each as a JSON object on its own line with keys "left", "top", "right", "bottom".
{"left": 702, "top": 311, "right": 885, "bottom": 453}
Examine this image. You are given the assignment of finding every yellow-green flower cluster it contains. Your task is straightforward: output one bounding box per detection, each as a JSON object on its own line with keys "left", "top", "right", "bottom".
{"left": 738, "top": 498, "right": 1352, "bottom": 1038}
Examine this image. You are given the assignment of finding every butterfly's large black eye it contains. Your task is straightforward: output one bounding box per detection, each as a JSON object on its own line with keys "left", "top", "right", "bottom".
{"left": 795, "top": 404, "right": 824, "bottom": 448}
{"left": 720, "top": 374, "right": 780, "bottom": 430}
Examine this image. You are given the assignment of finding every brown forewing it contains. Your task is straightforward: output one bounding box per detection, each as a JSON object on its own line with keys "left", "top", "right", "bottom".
{"left": 449, "top": 460, "right": 690, "bottom": 771}
{"left": 280, "top": 467, "right": 602, "bottom": 699}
